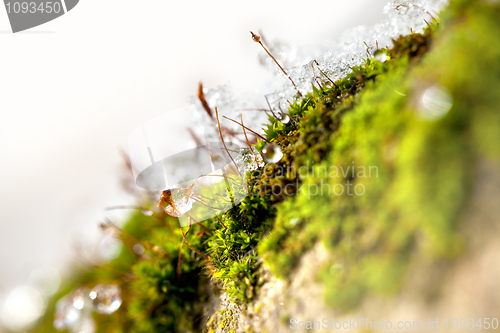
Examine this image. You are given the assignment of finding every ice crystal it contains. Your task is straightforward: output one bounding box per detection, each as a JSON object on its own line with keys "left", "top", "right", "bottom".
{"left": 234, "top": 148, "right": 263, "bottom": 173}
{"left": 190, "top": 1, "right": 449, "bottom": 133}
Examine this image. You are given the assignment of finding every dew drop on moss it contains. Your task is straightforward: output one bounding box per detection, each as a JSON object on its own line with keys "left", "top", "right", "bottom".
{"left": 262, "top": 143, "right": 283, "bottom": 164}
{"left": 163, "top": 188, "right": 193, "bottom": 217}
{"left": 72, "top": 289, "right": 86, "bottom": 310}
{"left": 374, "top": 50, "right": 388, "bottom": 63}
{"left": 280, "top": 114, "right": 290, "bottom": 124}
{"left": 53, "top": 299, "right": 76, "bottom": 330}
{"left": 89, "top": 284, "right": 122, "bottom": 315}
{"left": 54, "top": 291, "right": 83, "bottom": 331}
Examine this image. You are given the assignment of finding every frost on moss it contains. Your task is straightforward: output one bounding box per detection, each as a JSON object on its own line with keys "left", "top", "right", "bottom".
{"left": 29, "top": 0, "right": 500, "bottom": 331}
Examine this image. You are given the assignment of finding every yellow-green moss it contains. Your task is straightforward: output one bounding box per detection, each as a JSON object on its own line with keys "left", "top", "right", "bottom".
{"left": 260, "top": 0, "right": 500, "bottom": 311}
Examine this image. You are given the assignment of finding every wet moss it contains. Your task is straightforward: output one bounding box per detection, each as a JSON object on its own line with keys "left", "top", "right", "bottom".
{"left": 260, "top": 0, "right": 500, "bottom": 312}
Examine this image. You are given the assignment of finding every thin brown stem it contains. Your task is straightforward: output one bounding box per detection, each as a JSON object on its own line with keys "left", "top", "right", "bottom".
{"left": 212, "top": 211, "right": 228, "bottom": 230}
{"left": 236, "top": 108, "right": 270, "bottom": 112}
{"left": 315, "top": 78, "right": 325, "bottom": 93}
{"left": 250, "top": 31, "right": 302, "bottom": 97}
{"left": 222, "top": 115, "right": 270, "bottom": 143}
{"left": 222, "top": 148, "right": 240, "bottom": 153}
{"left": 363, "top": 41, "right": 372, "bottom": 58}
{"left": 214, "top": 193, "right": 233, "bottom": 203}
{"left": 215, "top": 107, "right": 242, "bottom": 177}
{"left": 313, "top": 60, "right": 339, "bottom": 93}
{"left": 177, "top": 239, "right": 184, "bottom": 277}
{"left": 264, "top": 94, "right": 283, "bottom": 119}
{"left": 189, "top": 196, "right": 228, "bottom": 230}
{"left": 198, "top": 223, "right": 214, "bottom": 233}
{"left": 92, "top": 263, "right": 130, "bottom": 278}
{"left": 191, "top": 196, "right": 225, "bottom": 211}
{"left": 103, "top": 219, "right": 171, "bottom": 259}
{"left": 241, "top": 114, "right": 259, "bottom": 167}
{"left": 181, "top": 227, "right": 209, "bottom": 260}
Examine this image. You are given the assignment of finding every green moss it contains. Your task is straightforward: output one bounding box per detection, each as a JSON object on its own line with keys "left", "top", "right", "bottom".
{"left": 260, "top": 0, "right": 500, "bottom": 312}
{"left": 258, "top": 30, "right": 434, "bottom": 281}
{"left": 205, "top": 308, "right": 238, "bottom": 333}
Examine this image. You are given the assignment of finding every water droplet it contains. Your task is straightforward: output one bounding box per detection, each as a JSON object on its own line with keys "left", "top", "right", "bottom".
{"left": 234, "top": 148, "right": 263, "bottom": 172}
{"left": 54, "top": 294, "right": 81, "bottom": 331}
{"left": 261, "top": 143, "right": 283, "bottom": 164}
{"left": 72, "top": 296, "right": 85, "bottom": 310}
{"left": 162, "top": 188, "right": 193, "bottom": 217}
{"left": 70, "top": 287, "right": 89, "bottom": 311}
{"left": 141, "top": 209, "right": 153, "bottom": 216}
{"left": 374, "top": 50, "right": 388, "bottom": 63}
{"left": 89, "top": 284, "right": 122, "bottom": 315}
{"left": 280, "top": 114, "right": 290, "bottom": 124}
{"left": 419, "top": 85, "right": 453, "bottom": 121}
{"left": 133, "top": 243, "right": 145, "bottom": 255}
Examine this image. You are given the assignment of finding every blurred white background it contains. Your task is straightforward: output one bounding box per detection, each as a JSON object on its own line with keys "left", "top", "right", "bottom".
{"left": 0, "top": 0, "right": 389, "bottom": 330}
